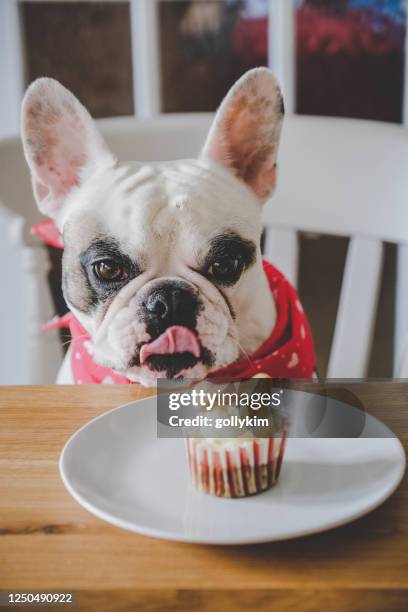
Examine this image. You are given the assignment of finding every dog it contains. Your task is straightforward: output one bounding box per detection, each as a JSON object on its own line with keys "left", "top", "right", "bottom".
{"left": 21, "top": 68, "right": 315, "bottom": 386}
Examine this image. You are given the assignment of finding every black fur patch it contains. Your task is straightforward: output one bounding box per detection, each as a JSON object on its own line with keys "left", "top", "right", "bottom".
{"left": 79, "top": 238, "right": 140, "bottom": 304}
{"left": 203, "top": 231, "right": 256, "bottom": 287}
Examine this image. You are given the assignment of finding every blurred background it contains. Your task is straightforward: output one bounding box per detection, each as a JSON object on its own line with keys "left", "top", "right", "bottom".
{"left": 0, "top": 0, "right": 407, "bottom": 382}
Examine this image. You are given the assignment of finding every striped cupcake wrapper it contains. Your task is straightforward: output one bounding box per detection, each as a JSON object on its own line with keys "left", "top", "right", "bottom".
{"left": 186, "top": 433, "right": 287, "bottom": 498}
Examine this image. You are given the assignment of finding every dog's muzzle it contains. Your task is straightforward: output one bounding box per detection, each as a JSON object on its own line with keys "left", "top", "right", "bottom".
{"left": 131, "top": 279, "right": 209, "bottom": 375}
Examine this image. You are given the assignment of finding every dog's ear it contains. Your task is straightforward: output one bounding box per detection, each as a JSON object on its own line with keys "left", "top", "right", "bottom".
{"left": 21, "top": 78, "right": 114, "bottom": 219}
{"left": 201, "top": 68, "right": 284, "bottom": 200}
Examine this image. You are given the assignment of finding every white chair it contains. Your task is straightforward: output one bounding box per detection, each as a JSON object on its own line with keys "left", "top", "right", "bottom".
{"left": 1, "top": 113, "right": 408, "bottom": 382}
{"left": 265, "top": 115, "right": 408, "bottom": 377}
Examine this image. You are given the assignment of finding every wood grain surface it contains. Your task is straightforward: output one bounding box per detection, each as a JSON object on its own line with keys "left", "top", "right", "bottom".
{"left": 0, "top": 384, "right": 407, "bottom": 611}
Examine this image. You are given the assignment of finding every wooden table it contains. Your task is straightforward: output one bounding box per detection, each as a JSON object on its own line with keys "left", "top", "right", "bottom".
{"left": 1, "top": 384, "right": 408, "bottom": 611}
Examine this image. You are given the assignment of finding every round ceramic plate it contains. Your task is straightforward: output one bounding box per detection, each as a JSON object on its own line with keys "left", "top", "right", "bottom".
{"left": 60, "top": 396, "right": 405, "bottom": 545}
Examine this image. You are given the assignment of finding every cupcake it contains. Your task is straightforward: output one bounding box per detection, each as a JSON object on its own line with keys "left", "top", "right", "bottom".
{"left": 182, "top": 375, "right": 287, "bottom": 498}
{"left": 185, "top": 433, "right": 287, "bottom": 498}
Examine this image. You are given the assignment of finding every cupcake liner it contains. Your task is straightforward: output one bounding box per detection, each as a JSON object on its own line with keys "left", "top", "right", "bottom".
{"left": 186, "top": 433, "right": 287, "bottom": 498}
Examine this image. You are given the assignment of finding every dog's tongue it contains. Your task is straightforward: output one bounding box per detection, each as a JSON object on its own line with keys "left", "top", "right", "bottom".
{"left": 139, "top": 325, "right": 200, "bottom": 364}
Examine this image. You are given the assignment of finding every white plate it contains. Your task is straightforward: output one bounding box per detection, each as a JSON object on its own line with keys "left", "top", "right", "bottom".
{"left": 60, "top": 397, "right": 406, "bottom": 545}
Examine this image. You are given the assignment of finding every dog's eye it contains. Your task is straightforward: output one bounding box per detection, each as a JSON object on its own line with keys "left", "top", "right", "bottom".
{"left": 93, "top": 259, "right": 128, "bottom": 282}
{"left": 208, "top": 256, "right": 243, "bottom": 284}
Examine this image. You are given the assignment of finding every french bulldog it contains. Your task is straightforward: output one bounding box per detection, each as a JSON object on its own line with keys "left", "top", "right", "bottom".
{"left": 21, "top": 68, "right": 285, "bottom": 386}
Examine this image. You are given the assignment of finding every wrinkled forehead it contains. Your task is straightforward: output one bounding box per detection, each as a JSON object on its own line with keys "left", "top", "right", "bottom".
{"left": 62, "top": 159, "right": 262, "bottom": 251}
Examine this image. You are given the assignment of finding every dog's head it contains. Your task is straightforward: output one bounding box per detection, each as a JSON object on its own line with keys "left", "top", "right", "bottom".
{"left": 21, "top": 68, "right": 284, "bottom": 385}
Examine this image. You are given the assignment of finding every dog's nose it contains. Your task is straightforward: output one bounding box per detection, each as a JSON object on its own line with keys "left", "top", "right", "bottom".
{"left": 145, "top": 291, "right": 171, "bottom": 320}
{"left": 143, "top": 283, "right": 198, "bottom": 332}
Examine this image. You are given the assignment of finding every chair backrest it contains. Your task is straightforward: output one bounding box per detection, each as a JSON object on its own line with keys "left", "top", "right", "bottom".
{"left": 1, "top": 113, "right": 406, "bottom": 381}
{"left": 264, "top": 115, "right": 408, "bottom": 377}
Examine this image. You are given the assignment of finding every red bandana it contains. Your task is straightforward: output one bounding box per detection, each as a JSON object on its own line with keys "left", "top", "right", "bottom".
{"left": 35, "top": 220, "right": 316, "bottom": 383}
